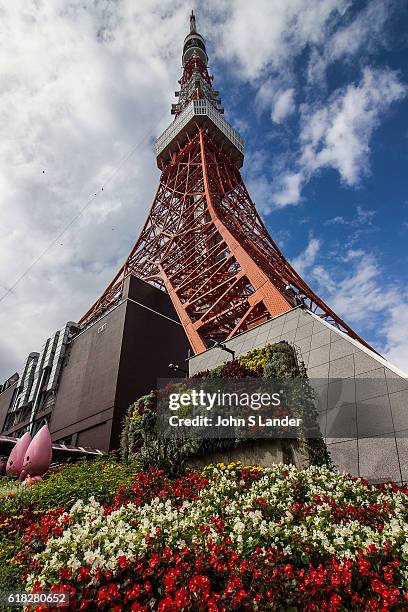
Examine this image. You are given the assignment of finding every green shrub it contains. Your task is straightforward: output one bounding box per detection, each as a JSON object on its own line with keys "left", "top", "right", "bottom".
{"left": 0, "top": 537, "right": 24, "bottom": 612}
{"left": 0, "top": 456, "right": 137, "bottom": 514}
{"left": 121, "top": 393, "right": 156, "bottom": 463}
{"left": 0, "top": 479, "right": 34, "bottom": 515}
{"left": 0, "top": 478, "right": 20, "bottom": 499}
{"left": 121, "top": 393, "right": 202, "bottom": 478}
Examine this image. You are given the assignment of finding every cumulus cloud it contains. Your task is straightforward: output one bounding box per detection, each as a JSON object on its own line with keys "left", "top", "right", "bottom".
{"left": 307, "top": 0, "right": 393, "bottom": 86}
{"left": 328, "top": 0, "right": 392, "bottom": 63}
{"left": 291, "top": 237, "right": 321, "bottom": 277}
{"left": 272, "top": 89, "right": 296, "bottom": 123}
{"left": 255, "top": 80, "right": 296, "bottom": 123}
{"left": 300, "top": 68, "right": 406, "bottom": 185}
{"left": 272, "top": 67, "right": 406, "bottom": 205}
{"left": 273, "top": 172, "right": 304, "bottom": 208}
{"left": 205, "top": 0, "right": 350, "bottom": 81}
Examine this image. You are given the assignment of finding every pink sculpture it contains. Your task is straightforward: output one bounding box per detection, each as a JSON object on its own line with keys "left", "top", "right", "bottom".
{"left": 6, "top": 431, "right": 32, "bottom": 477}
{"left": 22, "top": 425, "right": 52, "bottom": 478}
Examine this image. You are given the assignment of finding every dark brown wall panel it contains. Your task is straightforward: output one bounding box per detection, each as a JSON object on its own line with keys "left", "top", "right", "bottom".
{"left": 0, "top": 383, "right": 17, "bottom": 432}
{"left": 77, "top": 420, "right": 112, "bottom": 450}
{"left": 49, "top": 302, "right": 126, "bottom": 441}
{"left": 116, "top": 276, "right": 191, "bottom": 408}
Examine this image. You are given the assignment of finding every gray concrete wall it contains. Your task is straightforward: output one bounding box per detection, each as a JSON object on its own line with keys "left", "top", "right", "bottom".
{"left": 188, "top": 440, "right": 309, "bottom": 471}
{"left": 188, "top": 307, "right": 408, "bottom": 485}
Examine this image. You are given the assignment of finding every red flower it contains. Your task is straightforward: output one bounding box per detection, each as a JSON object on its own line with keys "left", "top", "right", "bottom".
{"left": 108, "top": 583, "right": 119, "bottom": 597}
{"left": 149, "top": 553, "right": 160, "bottom": 569}
{"left": 358, "top": 558, "right": 371, "bottom": 574}
{"left": 78, "top": 566, "right": 91, "bottom": 581}
{"left": 189, "top": 574, "right": 211, "bottom": 598}
{"left": 117, "top": 555, "right": 129, "bottom": 569}
{"left": 126, "top": 584, "right": 142, "bottom": 601}
{"left": 158, "top": 596, "right": 174, "bottom": 611}
{"left": 97, "top": 586, "right": 111, "bottom": 606}
{"left": 174, "top": 587, "right": 191, "bottom": 608}
{"left": 284, "top": 564, "right": 294, "bottom": 579}
{"left": 234, "top": 589, "right": 248, "bottom": 603}
{"left": 60, "top": 568, "right": 72, "bottom": 581}
{"left": 330, "top": 593, "right": 342, "bottom": 607}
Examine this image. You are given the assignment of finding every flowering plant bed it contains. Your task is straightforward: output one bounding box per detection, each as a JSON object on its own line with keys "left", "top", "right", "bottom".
{"left": 1, "top": 462, "right": 407, "bottom": 610}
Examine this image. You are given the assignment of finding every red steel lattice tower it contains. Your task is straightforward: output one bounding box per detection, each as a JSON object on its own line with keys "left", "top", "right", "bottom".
{"left": 80, "top": 12, "right": 373, "bottom": 355}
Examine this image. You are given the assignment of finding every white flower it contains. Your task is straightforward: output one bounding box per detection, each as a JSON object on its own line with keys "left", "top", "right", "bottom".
{"left": 233, "top": 520, "right": 245, "bottom": 534}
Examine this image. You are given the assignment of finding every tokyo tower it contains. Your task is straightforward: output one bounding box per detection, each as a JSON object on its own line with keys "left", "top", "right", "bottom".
{"left": 79, "top": 12, "right": 372, "bottom": 355}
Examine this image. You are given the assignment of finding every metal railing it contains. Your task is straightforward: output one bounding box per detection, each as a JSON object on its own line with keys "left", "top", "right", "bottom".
{"left": 155, "top": 99, "right": 244, "bottom": 159}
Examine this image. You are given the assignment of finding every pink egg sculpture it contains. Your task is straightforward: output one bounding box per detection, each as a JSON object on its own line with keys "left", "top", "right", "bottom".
{"left": 22, "top": 425, "right": 52, "bottom": 477}
{"left": 6, "top": 431, "right": 32, "bottom": 477}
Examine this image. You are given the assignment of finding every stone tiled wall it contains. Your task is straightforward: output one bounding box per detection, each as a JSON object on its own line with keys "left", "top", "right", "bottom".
{"left": 188, "top": 307, "right": 408, "bottom": 485}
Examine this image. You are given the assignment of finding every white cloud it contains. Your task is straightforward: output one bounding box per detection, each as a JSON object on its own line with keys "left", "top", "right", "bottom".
{"left": 328, "top": 251, "right": 408, "bottom": 373}
{"left": 291, "top": 237, "right": 321, "bottom": 277}
{"left": 271, "top": 88, "right": 296, "bottom": 123}
{"left": 300, "top": 68, "right": 406, "bottom": 185}
{"left": 255, "top": 79, "right": 296, "bottom": 123}
{"left": 325, "top": 215, "right": 347, "bottom": 226}
{"left": 307, "top": 0, "right": 393, "bottom": 86}
{"left": 203, "top": 1, "right": 404, "bottom": 212}
{"left": 273, "top": 67, "right": 406, "bottom": 205}
{"left": 273, "top": 172, "right": 304, "bottom": 208}
{"left": 355, "top": 205, "right": 375, "bottom": 225}
{"left": 328, "top": 0, "right": 391, "bottom": 63}
{"left": 325, "top": 206, "right": 375, "bottom": 227}
{"left": 327, "top": 250, "right": 397, "bottom": 324}
{"left": 206, "top": 0, "right": 350, "bottom": 81}
{"left": 383, "top": 302, "right": 408, "bottom": 374}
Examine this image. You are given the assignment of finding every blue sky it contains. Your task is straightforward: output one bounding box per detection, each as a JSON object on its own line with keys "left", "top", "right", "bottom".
{"left": 0, "top": 0, "right": 407, "bottom": 379}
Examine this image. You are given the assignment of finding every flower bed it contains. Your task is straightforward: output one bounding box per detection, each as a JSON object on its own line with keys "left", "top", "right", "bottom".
{"left": 2, "top": 463, "right": 407, "bottom": 610}
{"left": 0, "top": 457, "right": 136, "bottom": 602}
